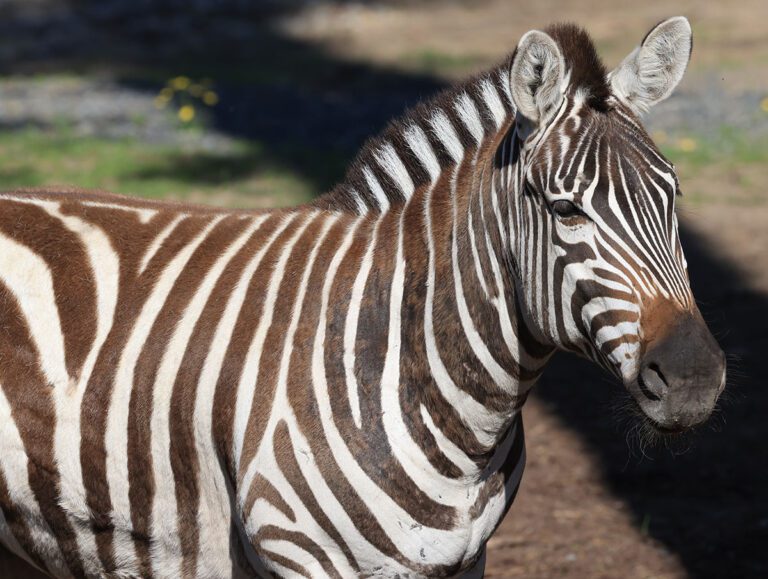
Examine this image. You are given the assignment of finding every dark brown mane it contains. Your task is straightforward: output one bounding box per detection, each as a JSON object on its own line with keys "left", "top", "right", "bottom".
{"left": 314, "top": 23, "right": 610, "bottom": 213}
{"left": 545, "top": 23, "right": 610, "bottom": 110}
{"left": 313, "top": 63, "right": 515, "bottom": 214}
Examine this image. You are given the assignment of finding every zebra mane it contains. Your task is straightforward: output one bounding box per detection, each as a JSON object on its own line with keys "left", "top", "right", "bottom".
{"left": 313, "top": 61, "right": 517, "bottom": 215}
{"left": 314, "top": 23, "right": 609, "bottom": 216}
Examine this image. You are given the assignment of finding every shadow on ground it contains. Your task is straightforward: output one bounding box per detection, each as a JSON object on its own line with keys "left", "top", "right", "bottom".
{"left": 0, "top": 0, "right": 443, "bottom": 195}
{"left": 534, "top": 223, "right": 768, "bottom": 578}
{"left": 0, "top": 2, "right": 765, "bottom": 577}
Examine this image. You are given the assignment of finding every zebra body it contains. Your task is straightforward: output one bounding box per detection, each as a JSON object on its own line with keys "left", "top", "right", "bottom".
{"left": 0, "top": 17, "right": 725, "bottom": 578}
{"left": 0, "top": 188, "right": 529, "bottom": 578}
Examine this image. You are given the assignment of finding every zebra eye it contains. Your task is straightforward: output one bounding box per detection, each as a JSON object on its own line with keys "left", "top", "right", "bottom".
{"left": 551, "top": 199, "right": 581, "bottom": 218}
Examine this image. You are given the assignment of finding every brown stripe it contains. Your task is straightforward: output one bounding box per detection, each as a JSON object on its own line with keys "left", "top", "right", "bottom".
{"left": 79, "top": 210, "right": 210, "bottom": 571}
{"left": 168, "top": 218, "right": 262, "bottom": 578}
{"left": 257, "top": 523, "right": 341, "bottom": 579}
{"left": 211, "top": 215, "right": 297, "bottom": 471}
{"left": 0, "top": 470, "right": 50, "bottom": 575}
{"left": 0, "top": 199, "right": 97, "bottom": 381}
{"left": 287, "top": 216, "right": 416, "bottom": 566}
{"left": 0, "top": 282, "right": 83, "bottom": 576}
{"left": 243, "top": 475, "right": 296, "bottom": 526}
{"left": 272, "top": 420, "right": 357, "bottom": 575}
{"left": 127, "top": 215, "right": 242, "bottom": 576}
{"left": 260, "top": 549, "right": 310, "bottom": 578}
{"left": 237, "top": 213, "right": 324, "bottom": 479}
{"left": 323, "top": 210, "right": 456, "bottom": 529}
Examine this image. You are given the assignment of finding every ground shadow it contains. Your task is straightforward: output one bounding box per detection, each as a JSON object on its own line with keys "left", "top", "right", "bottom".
{"left": 533, "top": 222, "right": 768, "bottom": 578}
{"left": 0, "top": 0, "right": 443, "bottom": 196}
{"left": 0, "top": 2, "right": 764, "bottom": 577}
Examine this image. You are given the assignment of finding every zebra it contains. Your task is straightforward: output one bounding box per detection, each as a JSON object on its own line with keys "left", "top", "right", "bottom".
{"left": 0, "top": 16, "right": 725, "bottom": 578}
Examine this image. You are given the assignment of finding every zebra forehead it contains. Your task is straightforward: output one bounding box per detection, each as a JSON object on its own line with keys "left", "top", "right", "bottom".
{"left": 543, "top": 23, "right": 610, "bottom": 110}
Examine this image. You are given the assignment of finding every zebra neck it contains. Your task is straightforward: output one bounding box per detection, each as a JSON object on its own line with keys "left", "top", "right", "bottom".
{"left": 394, "top": 132, "right": 552, "bottom": 461}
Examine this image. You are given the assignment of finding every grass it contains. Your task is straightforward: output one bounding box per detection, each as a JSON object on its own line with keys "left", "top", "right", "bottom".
{"left": 0, "top": 111, "right": 762, "bottom": 214}
{"left": 659, "top": 126, "right": 768, "bottom": 168}
{"left": 657, "top": 126, "right": 768, "bottom": 206}
{"left": 398, "top": 49, "right": 491, "bottom": 77}
{"left": 0, "top": 127, "right": 347, "bottom": 208}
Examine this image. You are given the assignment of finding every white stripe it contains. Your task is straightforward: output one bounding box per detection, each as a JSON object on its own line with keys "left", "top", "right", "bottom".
{"left": 452, "top": 200, "right": 517, "bottom": 393}
{"left": 484, "top": 179, "right": 543, "bottom": 372}
{"left": 419, "top": 405, "right": 477, "bottom": 475}
{"left": 480, "top": 78, "right": 506, "bottom": 129}
{"left": 41, "top": 202, "right": 120, "bottom": 573}
{"left": 429, "top": 110, "right": 463, "bottom": 163}
{"left": 149, "top": 217, "right": 263, "bottom": 578}
{"left": 308, "top": 215, "right": 473, "bottom": 565}
{"left": 80, "top": 201, "right": 157, "bottom": 224}
{"left": 403, "top": 125, "right": 441, "bottom": 183}
{"left": 362, "top": 166, "right": 390, "bottom": 212}
{"left": 0, "top": 232, "right": 69, "bottom": 389}
{"left": 192, "top": 215, "right": 279, "bottom": 577}
{"left": 233, "top": 212, "right": 317, "bottom": 470}
{"left": 454, "top": 93, "right": 484, "bottom": 144}
{"left": 139, "top": 214, "right": 186, "bottom": 274}
{"left": 380, "top": 211, "right": 477, "bottom": 506}
{"left": 105, "top": 215, "right": 223, "bottom": 574}
{"left": 467, "top": 184, "right": 491, "bottom": 299}
{"left": 244, "top": 222, "right": 406, "bottom": 574}
{"left": 348, "top": 188, "right": 368, "bottom": 215}
{"left": 374, "top": 142, "right": 415, "bottom": 198}
{"left": 261, "top": 540, "right": 322, "bottom": 573}
{"left": 424, "top": 174, "right": 506, "bottom": 450}
{"left": 497, "top": 67, "right": 515, "bottom": 109}
{"left": 239, "top": 214, "right": 338, "bottom": 486}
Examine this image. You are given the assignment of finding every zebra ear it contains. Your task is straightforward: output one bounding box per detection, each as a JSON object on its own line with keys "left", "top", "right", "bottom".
{"left": 609, "top": 16, "right": 692, "bottom": 114}
{"left": 510, "top": 30, "right": 566, "bottom": 125}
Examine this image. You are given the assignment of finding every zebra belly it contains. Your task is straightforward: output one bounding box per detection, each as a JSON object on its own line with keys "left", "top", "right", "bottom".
{"left": 247, "top": 481, "right": 514, "bottom": 578}
{"left": 245, "top": 443, "right": 523, "bottom": 578}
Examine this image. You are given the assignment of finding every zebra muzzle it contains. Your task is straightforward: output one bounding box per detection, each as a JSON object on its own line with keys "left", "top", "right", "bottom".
{"left": 630, "top": 311, "right": 726, "bottom": 432}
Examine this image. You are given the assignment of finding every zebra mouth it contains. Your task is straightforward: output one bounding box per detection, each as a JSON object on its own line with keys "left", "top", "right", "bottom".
{"left": 641, "top": 414, "right": 690, "bottom": 435}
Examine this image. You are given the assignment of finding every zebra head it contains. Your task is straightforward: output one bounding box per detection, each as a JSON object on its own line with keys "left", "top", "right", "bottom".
{"left": 507, "top": 18, "right": 725, "bottom": 432}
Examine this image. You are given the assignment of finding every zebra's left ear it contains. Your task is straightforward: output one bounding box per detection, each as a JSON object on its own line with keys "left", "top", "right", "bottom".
{"left": 609, "top": 16, "right": 692, "bottom": 114}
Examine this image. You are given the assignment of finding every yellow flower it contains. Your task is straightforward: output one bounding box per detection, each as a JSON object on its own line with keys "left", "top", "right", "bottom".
{"left": 178, "top": 105, "right": 195, "bottom": 123}
{"left": 761, "top": 97, "right": 768, "bottom": 113}
{"left": 202, "top": 90, "right": 219, "bottom": 106}
{"left": 652, "top": 130, "right": 668, "bottom": 144}
{"left": 189, "top": 83, "right": 204, "bottom": 97}
{"left": 153, "top": 95, "right": 169, "bottom": 109}
{"left": 170, "top": 76, "right": 191, "bottom": 90}
{"left": 677, "top": 137, "right": 697, "bottom": 152}
{"left": 160, "top": 87, "right": 174, "bottom": 98}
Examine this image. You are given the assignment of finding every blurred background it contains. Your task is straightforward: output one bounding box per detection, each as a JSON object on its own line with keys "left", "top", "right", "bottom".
{"left": 0, "top": 0, "right": 765, "bottom": 577}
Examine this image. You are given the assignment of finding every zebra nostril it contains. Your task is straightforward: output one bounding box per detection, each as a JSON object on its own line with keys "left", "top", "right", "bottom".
{"left": 638, "top": 362, "right": 668, "bottom": 402}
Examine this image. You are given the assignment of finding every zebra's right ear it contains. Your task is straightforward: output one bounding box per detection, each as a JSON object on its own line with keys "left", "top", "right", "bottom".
{"left": 510, "top": 30, "right": 566, "bottom": 125}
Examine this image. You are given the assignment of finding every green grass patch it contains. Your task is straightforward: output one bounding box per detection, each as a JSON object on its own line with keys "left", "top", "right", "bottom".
{"left": 659, "top": 126, "right": 768, "bottom": 206}
{"left": 398, "top": 49, "right": 491, "bottom": 77}
{"left": 659, "top": 126, "right": 768, "bottom": 168}
{"left": 0, "top": 128, "right": 347, "bottom": 208}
